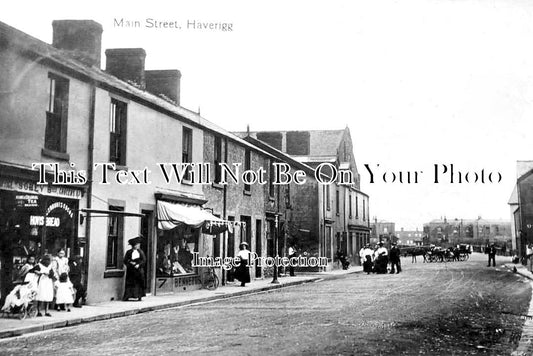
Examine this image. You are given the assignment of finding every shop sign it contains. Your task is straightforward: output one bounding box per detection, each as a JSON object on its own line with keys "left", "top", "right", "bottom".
{"left": 0, "top": 177, "right": 83, "bottom": 199}
{"left": 46, "top": 202, "right": 74, "bottom": 219}
{"left": 30, "top": 215, "right": 60, "bottom": 227}
{"left": 15, "top": 194, "right": 39, "bottom": 208}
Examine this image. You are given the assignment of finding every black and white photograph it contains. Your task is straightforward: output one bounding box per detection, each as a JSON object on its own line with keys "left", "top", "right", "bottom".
{"left": 1, "top": 1, "right": 533, "bottom": 355}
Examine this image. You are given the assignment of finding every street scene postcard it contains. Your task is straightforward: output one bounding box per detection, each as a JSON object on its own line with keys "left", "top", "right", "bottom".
{"left": 1, "top": 1, "right": 533, "bottom": 355}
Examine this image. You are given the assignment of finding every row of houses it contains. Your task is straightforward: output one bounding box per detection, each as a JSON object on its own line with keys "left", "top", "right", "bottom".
{"left": 0, "top": 19, "right": 371, "bottom": 304}
{"left": 423, "top": 217, "right": 511, "bottom": 248}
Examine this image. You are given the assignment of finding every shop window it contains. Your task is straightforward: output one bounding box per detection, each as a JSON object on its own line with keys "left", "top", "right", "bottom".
{"left": 244, "top": 150, "right": 251, "bottom": 193}
{"left": 156, "top": 225, "right": 199, "bottom": 277}
{"left": 214, "top": 136, "right": 223, "bottom": 184}
{"left": 110, "top": 99, "right": 128, "bottom": 166}
{"left": 45, "top": 73, "right": 69, "bottom": 153}
{"left": 106, "top": 206, "right": 124, "bottom": 269}
{"left": 182, "top": 127, "right": 193, "bottom": 180}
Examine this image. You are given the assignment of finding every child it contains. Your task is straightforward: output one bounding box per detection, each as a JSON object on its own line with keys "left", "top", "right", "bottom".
{"left": 35, "top": 255, "right": 54, "bottom": 317}
{"left": 55, "top": 273, "right": 75, "bottom": 312}
{"left": 363, "top": 255, "right": 373, "bottom": 274}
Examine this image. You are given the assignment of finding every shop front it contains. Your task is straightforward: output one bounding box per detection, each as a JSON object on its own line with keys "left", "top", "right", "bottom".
{"left": 0, "top": 172, "right": 84, "bottom": 303}
{"left": 154, "top": 200, "right": 237, "bottom": 295}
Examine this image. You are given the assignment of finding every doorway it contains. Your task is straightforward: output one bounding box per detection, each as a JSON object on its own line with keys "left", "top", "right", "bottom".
{"left": 140, "top": 210, "right": 153, "bottom": 294}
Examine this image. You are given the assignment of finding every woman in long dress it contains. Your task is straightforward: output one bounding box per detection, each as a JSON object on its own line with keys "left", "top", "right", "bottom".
{"left": 235, "top": 242, "right": 251, "bottom": 287}
{"left": 123, "top": 237, "right": 146, "bottom": 301}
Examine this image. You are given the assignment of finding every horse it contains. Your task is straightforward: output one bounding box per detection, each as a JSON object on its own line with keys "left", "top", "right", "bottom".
{"left": 409, "top": 247, "right": 428, "bottom": 263}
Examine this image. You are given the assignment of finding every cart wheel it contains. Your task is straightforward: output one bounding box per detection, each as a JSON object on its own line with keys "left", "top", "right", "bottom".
{"left": 19, "top": 309, "right": 27, "bottom": 320}
{"left": 27, "top": 305, "right": 38, "bottom": 318}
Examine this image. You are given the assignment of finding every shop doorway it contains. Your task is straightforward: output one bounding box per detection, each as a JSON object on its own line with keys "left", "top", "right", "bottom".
{"left": 140, "top": 209, "right": 153, "bottom": 294}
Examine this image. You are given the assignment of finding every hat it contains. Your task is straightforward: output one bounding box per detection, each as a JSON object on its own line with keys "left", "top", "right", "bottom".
{"left": 128, "top": 236, "right": 143, "bottom": 245}
{"left": 239, "top": 241, "right": 249, "bottom": 247}
{"left": 378, "top": 241, "right": 383, "bottom": 245}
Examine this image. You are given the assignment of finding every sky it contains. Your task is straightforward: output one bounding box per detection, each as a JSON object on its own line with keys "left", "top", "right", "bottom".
{"left": 3, "top": 0, "right": 533, "bottom": 230}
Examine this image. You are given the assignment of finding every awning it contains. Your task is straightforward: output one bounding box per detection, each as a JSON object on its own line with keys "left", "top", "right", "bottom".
{"left": 157, "top": 201, "right": 244, "bottom": 235}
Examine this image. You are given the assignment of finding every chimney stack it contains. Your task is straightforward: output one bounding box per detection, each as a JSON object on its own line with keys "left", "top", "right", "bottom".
{"left": 105, "top": 48, "right": 146, "bottom": 89}
{"left": 145, "top": 70, "right": 181, "bottom": 105}
{"left": 52, "top": 20, "right": 103, "bottom": 67}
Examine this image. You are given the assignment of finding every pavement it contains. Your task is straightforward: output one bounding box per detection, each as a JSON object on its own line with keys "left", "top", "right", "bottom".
{"left": 503, "top": 262, "right": 533, "bottom": 356}
{"left": 0, "top": 265, "right": 362, "bottom": 340}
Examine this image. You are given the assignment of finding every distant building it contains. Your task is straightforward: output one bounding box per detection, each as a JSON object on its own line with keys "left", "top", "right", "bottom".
{"left": 396, "top": 228, "right": 423, "bottom": 246}
{"left": 423, "top": 217, "right": 511, "bottom": 248}
{"left": 370, "top": 220, "right": 395, "bottom": 244}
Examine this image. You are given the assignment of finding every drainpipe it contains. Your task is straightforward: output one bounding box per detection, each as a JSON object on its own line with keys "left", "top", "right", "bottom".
{"left": 84, "top": 84, "right": 96, "bottom": 297}
{"left": 221, "top": 137, "right": 228, "bottom": 285}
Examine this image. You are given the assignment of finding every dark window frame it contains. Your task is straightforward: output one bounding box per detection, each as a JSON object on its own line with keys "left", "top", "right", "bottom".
{"left": 214, "top": 135, "right": 223, "bottom": 184}
{"left": 244, "top": 149, "right": 251, "bottom": 193}
{"left": 349, "top": 194, "right": 352, "bottom": 218}
{"left": 45, "top": 73, "right": 69, "bottom": 153}
{"left": 182, "top": 127, "right": 193, "bottom": 180}
{"left": 109, "top": 99, "right": 128, "bottom": 166}
{"left": 106, "top": 206, "right": 124, "bottom": 269}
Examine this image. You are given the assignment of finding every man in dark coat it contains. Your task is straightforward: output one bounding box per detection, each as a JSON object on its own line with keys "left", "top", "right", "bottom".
{"left": 69, "top": 255, "right": 86, "bottom": 307}
{"left": 487, "top": 243, "right": 497, "bottom": 267}
{"left": 389, "top": 243, "right": 402, "bottom": 274}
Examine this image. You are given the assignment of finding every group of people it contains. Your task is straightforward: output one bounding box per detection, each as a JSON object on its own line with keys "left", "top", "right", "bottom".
{"left": 359, "top": 241, "right": 402, "bottom": 275}
{"left": 12, "top": 249, "right": 85, "bottom": 316}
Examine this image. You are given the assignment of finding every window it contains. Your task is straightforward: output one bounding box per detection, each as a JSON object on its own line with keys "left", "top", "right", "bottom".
{"left": 214, "top": 136, "right": 222, "bottom": 184}
{"left": 182, "top": 127, "right": 193, "bottom": 180}
{"left": 110, "top": 99, "right": 128, "bottom": 165}
{"left": 356, "top": 196, "right": 359, "bottom": 218}
{"left": 107, "top": 206, "right": 124, "bottom": 269}
{"left": 336, "top": 190, "right": 340, "bottom": 214}
{"left": 363, "top": 199, "right": 366, "bottom": 221}
{"left": 349, "top": 194, "right": 352, "bottom": 218}
{"left": 45, "top": 74, "right": 69, "bottom": 152}
{"left": 244, "top": 150, "right": 251, "bottom": 193}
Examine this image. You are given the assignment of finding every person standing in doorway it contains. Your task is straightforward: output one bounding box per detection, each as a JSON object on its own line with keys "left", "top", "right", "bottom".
{"left": 123, "top": 236, "right": 146, "bottom": 301}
